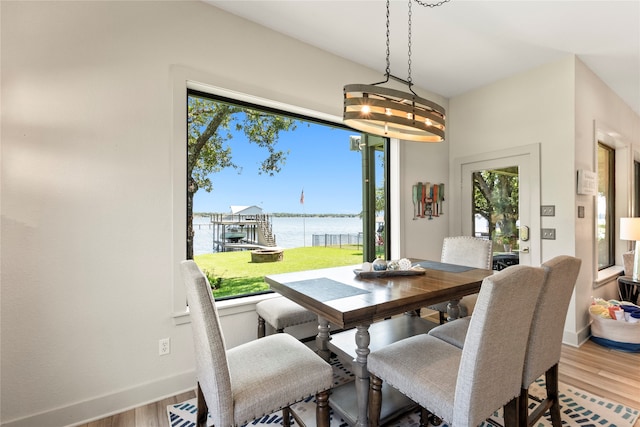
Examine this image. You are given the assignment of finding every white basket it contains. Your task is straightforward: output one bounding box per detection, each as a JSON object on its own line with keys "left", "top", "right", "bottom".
{"left": 589, "top": 304, "right": 640, "bottom": 345}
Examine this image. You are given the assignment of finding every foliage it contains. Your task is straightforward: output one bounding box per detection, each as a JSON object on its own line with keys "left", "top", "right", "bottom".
{"left": 186, "top": 95, "right": 298, "bottom": 258}
{"left": 473, "top": 167, "right": 519, "bottom": 246}
{"left": 203, "top": 270, "right": 223, "bottom": 290}
{"left": 188, "top": 97, "right": 297, "bottom": 188}
{"left": 194, "top": 246, "right": 363, "bottom": 299}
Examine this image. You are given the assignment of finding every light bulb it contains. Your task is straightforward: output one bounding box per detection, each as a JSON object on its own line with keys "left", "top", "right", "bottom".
{"left": 385, "top": 108, "right": 392, "bottom": 116}
{"left": 361, "top": 105, "right": 371, "bottom": 114}
{"left": 425, "top": 119, "right": 433, "bottom": 127}
{"left": 407, "top": 113, "right": 413, "bottom": 120}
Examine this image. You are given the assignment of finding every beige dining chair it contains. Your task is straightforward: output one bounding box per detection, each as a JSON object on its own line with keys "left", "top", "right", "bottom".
{"left": 256, "top": 296, "right": 317, "bottom": 338}
{"left": 428, "top": 236, "right": 493, "bottom": 323}
{"left": 368, "top": 265, "right": 545, "bottom": 427}
{"left": 180, "top": 260, "right": 333, "bottom": 427}
{"left": 428, "top": 255, "right": 581, "bottom": 427}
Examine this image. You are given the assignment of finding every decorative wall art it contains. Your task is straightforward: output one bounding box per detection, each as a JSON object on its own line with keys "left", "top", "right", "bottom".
{"left": 412, "top": 182, "right": 445, "bottom": 220}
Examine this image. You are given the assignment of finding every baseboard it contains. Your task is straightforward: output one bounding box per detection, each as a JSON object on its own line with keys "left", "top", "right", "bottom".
{"left": 1, "top": 370, "right": 196, "bottom": 427}
{"left": 562, "top": 323, "right": 592, "bottom": 347}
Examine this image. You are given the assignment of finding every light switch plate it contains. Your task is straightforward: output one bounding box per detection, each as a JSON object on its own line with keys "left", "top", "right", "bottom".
{"left": 541, "top": 205, "right": 555, "bottom": 216}
{"left": 541, "top": 228, "right": 556, "bottom": 240}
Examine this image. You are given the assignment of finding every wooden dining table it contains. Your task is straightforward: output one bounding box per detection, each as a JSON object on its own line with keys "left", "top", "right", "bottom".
{"left": 265, "top": 260, "right": 493, "bottom": 427}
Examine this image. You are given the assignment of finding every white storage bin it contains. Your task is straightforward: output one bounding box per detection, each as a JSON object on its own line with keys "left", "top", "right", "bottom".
{"left": 589, "top": 303, "right": 640, "bottom": 352}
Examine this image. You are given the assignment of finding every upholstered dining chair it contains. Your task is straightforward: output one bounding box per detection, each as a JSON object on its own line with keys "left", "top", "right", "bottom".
{"left": 428, "top": 255, "right": 581, "bottom": 427}
{"left": 368, "top": 265, "right": 545, "bottom": 427}
{"left": 180, "top": 260, "right": 333, "bottom": 427}
{"left": 428, "top": 236, "right": 493, "bottom": 323}
{"left": 256, "top": 296, "right": 317, "bottom": 338}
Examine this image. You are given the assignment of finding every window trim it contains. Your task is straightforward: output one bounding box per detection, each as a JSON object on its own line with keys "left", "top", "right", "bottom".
{"left": 592, "top": 120, "right": 634, "bottom": 288}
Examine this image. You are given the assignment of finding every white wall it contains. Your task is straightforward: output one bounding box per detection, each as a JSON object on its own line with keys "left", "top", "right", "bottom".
{"left": 447, "top": 56, "right": 640, "bottom": 346}
{"left": 4, "top": 2, "right": 639, "bottom": 426}
{"left": 573, "top": 59, "right": 640, "bottom": 342}
{"left": 448, "top": 57, "right": 576, "bottom": 256}
{"left": 0, "top": 2, "right": 447, "bottom": 425}
{"left": 397, "top": 141, "right": 451, "bottom": 260}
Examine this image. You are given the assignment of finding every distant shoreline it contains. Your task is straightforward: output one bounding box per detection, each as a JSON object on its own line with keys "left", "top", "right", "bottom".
{"left": 194, "top": 212, "right": 360, "bottom": 218}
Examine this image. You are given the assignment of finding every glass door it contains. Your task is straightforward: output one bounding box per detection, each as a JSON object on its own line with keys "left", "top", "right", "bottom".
{"left": 461, "top": 152, "right": 539, "bottom": 268}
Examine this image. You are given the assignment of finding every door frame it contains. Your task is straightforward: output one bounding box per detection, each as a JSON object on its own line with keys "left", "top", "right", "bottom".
{"left": 451, "top": 143, "right": 541, "bottom": 266}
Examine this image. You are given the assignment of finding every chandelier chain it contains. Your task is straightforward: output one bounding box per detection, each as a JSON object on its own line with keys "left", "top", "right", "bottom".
{"left": 413, "top": 0, "right": 450, "bottom": 8}
{"left": 407, "top": 0, "right": 413, "bottom": 85}
{"left": 385, "top": 0, "right": 391, "bottom": 77}
{"left": 381, "top": 0, "right": 450, "bottom": 86}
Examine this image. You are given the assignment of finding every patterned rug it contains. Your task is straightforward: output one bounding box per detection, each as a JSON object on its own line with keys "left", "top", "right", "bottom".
{"left": 168, "top": 358, "right": 639, "bottom": 427}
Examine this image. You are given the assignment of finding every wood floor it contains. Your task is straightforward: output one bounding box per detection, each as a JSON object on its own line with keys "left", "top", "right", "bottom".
{"left": 79, "top": 339, "right": 639, "bottom": 427}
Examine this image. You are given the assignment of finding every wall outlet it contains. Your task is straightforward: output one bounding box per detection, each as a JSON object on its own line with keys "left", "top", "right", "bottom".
{"left": 541, "top": 228, "right": 556, "bottom": 240}
{"left": 159, "top": 338, "right": 171, "bottom": 356}
{"left": 541, "top": 205, "right": 555, "bottom": 216}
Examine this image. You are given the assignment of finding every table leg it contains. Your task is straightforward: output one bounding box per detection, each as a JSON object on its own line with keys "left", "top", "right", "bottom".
{"left": 353, "top": 324, "right": 371, "bottom": 427}
{"left": 446, "top": 298, "right": 461, "bottom": 321}
{"left": 316, "top": 316, "right": 331, "bottom": 362}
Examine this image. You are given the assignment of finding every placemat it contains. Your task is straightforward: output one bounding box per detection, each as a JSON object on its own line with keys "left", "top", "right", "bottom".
{"left": 286, "top": 277, "right": 370, "bottom": 302}
{"left": 413, "top": 260, "right": 474, "bottom": 273}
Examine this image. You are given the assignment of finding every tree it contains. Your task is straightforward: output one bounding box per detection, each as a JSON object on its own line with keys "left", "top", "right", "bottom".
{"left": 473, "top": 167, "right": 519, "bottom": 248}
{"left": 187, "top": 96, "right": 297, "bottom": 258}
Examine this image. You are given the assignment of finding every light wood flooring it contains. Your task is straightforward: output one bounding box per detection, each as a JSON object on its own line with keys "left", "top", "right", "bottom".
{"left": 79, "top": 339, "right": 639, "bottom": 427}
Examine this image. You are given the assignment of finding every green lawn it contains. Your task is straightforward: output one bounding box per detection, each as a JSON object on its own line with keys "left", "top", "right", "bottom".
{"left": 195, "top": 246, "right": 363, "bottom": 298}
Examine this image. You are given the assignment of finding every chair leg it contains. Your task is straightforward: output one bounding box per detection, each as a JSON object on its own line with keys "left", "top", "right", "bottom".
{"left": 316, "top": 390, "right": 330, "bottom": 427}
{"left": 503, "top": 396, "right": 519, "bottom": 427}
{"left": 419, "top": 407, "right": 433, "bottom": 427}
{"left": 282, "top": 406, "right": 291, "bottom": 427}
{"left": 545, "top": 364, "right": 562, "bottom": 427}
{"left": 369, "top": 374, "right": 383, "bottom": 427}
{"left": 438, "top": 310, "right": 447, "bottom": 324}
{"left": 196, "top": 382, "right": 209, "bottom": 427}
{"left": 526, "top": 364, "right": 562, "bottom": 427}
{"left": 517, "top": 387, "right": 529, "bottom": 427}
{"left": 258, "top": 315, "right": 266, "bottom": 338}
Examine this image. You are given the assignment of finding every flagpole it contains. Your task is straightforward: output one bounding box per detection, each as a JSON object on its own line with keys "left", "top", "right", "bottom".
{"left": 300, "top": 189, "right": 305, "bottom": 247}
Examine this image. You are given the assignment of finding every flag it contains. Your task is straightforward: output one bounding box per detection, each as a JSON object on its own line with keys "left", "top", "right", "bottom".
{"left": 300, "top": 189, "right": 304, "bottom": 204}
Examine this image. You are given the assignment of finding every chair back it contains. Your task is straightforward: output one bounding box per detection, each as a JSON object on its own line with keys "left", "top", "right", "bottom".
{"left": 180, "top": 260, "right": 234, "bottom": 427}
{"left": 453, "top": 265, "right": 545, "bottom": 427}
{"left": 441, "top": 236, "right": 493, "bottom": 269}
{"left": 522, "top": 255, "right": 581, "bottom": 387}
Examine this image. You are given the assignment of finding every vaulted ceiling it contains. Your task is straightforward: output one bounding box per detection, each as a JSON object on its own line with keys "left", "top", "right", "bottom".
{"left": 206, "top": 1, "right": 640, "bottom": 115}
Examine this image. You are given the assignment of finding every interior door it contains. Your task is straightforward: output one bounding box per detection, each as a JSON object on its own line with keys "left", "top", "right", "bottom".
{"left": 460, "top": 147, "right": 541, "bottom": 267}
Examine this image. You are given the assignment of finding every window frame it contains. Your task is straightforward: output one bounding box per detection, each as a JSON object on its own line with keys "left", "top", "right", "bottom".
{"left": 186, "top": 89, "right": 374, "bottom": 301}
{"left": 171, "top": 68, "right": 392, "bottom": 318}
{"left": 597, "top": 142, "right": 615, "bottom": 270}
{"left": 592, "top": 121, "right": 635, "bottom": 288}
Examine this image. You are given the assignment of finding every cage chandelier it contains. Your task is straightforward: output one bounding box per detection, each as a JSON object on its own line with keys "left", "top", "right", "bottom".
{"left": 343, "top": 0, "right": 448, "bottom": 143}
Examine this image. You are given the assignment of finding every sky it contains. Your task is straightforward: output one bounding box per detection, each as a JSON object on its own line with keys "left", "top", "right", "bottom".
{"left": 193, "top": 118, "right": 365, "bottom": 214}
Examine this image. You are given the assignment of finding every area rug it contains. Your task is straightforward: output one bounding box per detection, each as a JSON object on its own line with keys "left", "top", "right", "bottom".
{"left": 168, "top": 358, "right": 639, "bottom": 427}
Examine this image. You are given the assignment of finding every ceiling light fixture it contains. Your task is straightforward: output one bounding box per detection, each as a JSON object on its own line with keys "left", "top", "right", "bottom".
{"left": 343, "top": 0, "right": 449, "bottom": 142}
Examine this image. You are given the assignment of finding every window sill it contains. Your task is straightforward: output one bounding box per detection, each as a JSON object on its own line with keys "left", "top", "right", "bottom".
{"left": 172, "top": 292, "right": 279, "bottom": 325}
{"left": 594, "top": 265, "right": 624, "bottom": 288}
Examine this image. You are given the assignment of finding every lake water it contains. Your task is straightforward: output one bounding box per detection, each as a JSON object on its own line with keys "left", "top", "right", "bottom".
{"left": 193, "top": 215, "right": 363, "bottom": 255}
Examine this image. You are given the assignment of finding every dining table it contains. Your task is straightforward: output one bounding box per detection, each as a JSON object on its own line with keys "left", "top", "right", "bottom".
{"left": 264, "top": 260, "right": 493, "bottom": 427}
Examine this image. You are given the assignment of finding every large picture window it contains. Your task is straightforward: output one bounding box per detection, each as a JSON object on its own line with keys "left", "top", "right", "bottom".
{"left": 186, "top": 90, "right": 388, "bottom": 299}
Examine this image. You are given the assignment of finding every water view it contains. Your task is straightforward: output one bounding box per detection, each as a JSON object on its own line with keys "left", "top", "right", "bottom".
{"left": 193, "top": 215, "right": 363, "bottom": 255}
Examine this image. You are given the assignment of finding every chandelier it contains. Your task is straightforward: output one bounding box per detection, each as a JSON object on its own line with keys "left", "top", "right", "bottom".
{"left": 343, "top": 0, "right": 448, "bottom": 143}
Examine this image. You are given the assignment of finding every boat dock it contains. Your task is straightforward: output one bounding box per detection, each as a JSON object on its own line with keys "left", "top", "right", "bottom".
{"left": 206, "top": 212, "right": 278, "bottom": 252}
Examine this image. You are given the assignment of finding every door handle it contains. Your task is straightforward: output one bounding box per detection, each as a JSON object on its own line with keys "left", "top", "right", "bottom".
{"left": 520, "top": 247, "right": 530, "bottom": 253}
